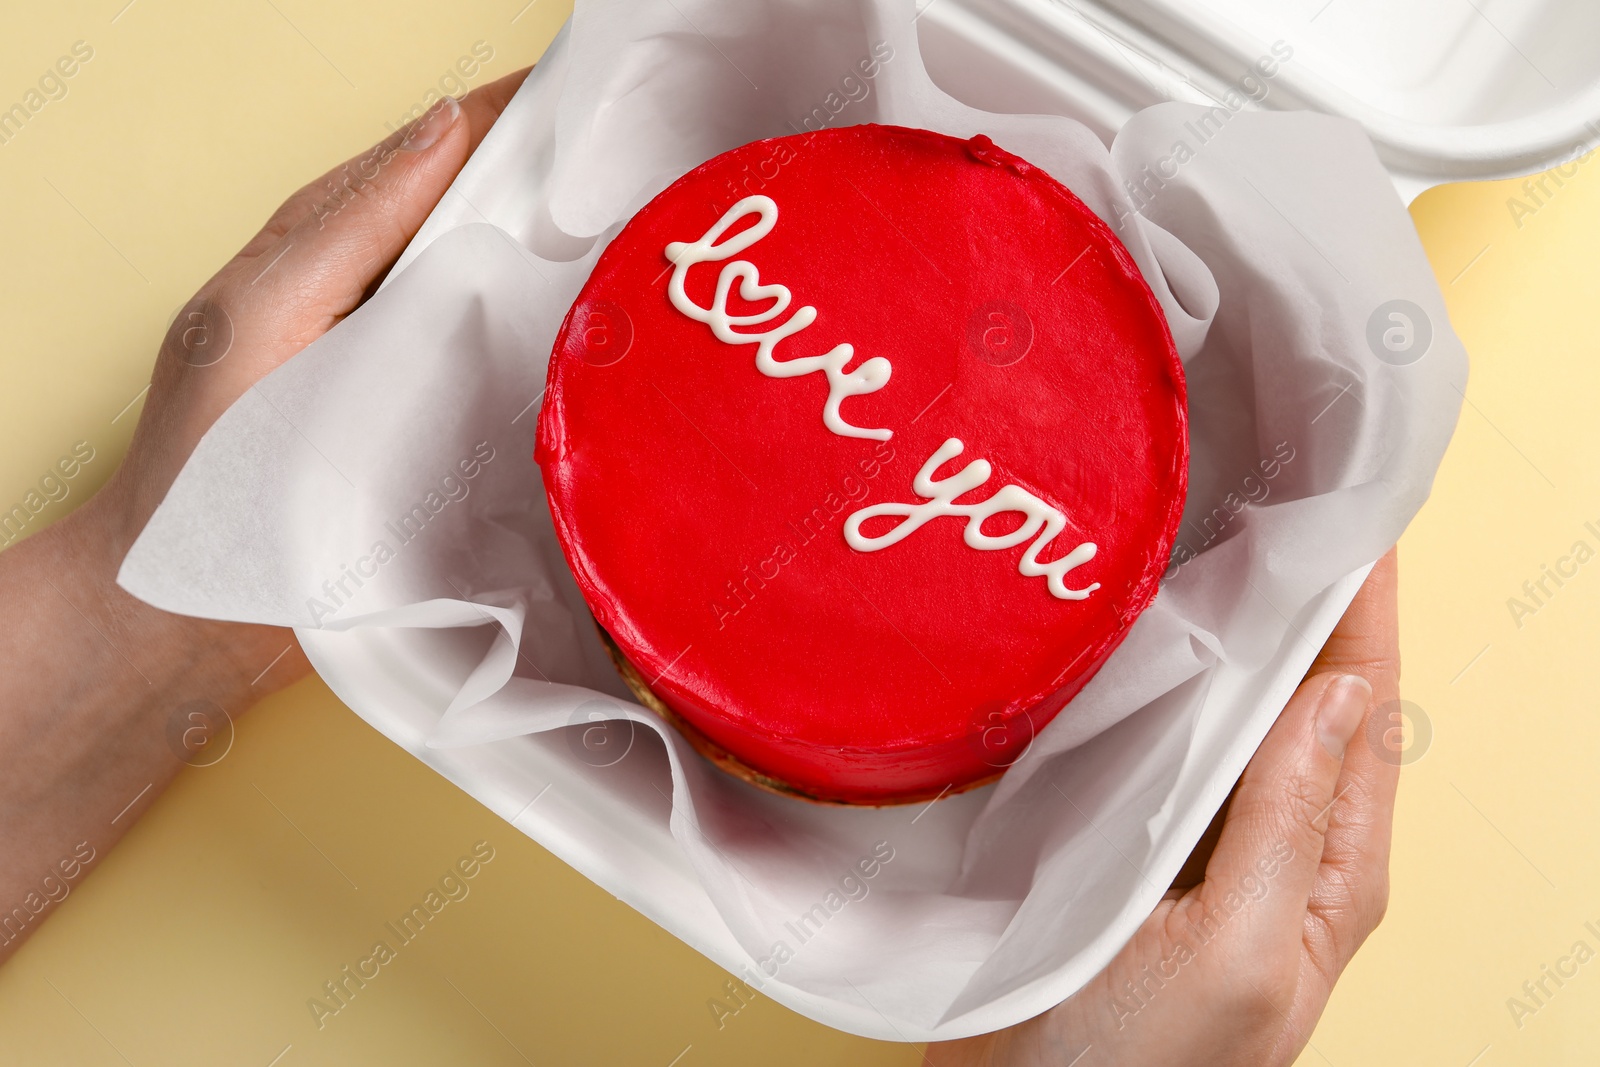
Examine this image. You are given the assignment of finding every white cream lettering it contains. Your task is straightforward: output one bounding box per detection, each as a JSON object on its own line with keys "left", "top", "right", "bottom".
{"left": 665, "top": 196, "right": 893, "bottom": 441}
{"left": 844, "top": 438, "right": 1099, "bottom": 600}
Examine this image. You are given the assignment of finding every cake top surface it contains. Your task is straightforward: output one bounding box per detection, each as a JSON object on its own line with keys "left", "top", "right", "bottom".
{"left": 537, "top": 124, "right": 1186, "bottom": 794}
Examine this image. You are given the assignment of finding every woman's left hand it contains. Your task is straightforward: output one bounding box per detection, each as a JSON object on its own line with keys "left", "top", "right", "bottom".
{"left": 0, "top": 70, "right": 528, "bottom": 965}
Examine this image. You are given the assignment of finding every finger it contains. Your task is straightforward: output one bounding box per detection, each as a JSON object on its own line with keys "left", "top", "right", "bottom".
{"left": 231, "top": 95, "right": 471, "bottom": 333}
{"left": 1172, "top": 551, "right": 1400, "bottom": 898}
{"left": 259, "top": 67, "right": 533, "bottom": 321}
{"left": 1304, "top": 551, "right": 1403, "bottom": 977}
{"left": 122, "top": 72, "right": 532, "bottom": 528}
{"left": 1171, "top": 547, "right": 1408, "bottom": 895}
{"left": 199, "top": 67, "right": 532, "bottom": 372}
{"left": 236, "top": 67, "right": 531, "bottom": 262}
{"left": 457, "top": 67, "right": 532, "bottom": 152}
{"left": 131, "top": 96, "right": 471, "bottom": 456}
{"left": 1184, "top": 671, "right": 1372, "bottom": 970}
{"left": 1307, "top": 548, "right": 1400, "bottom": 698}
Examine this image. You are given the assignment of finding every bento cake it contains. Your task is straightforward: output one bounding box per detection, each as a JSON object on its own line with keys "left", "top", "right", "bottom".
{"left": 536, "top": 124, "right": 1187, "bottom": 804}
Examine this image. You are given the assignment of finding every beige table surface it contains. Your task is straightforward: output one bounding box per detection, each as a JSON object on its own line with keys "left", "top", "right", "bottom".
{"left": 1, "top": 2, "right": 1596, "bottom": 1064}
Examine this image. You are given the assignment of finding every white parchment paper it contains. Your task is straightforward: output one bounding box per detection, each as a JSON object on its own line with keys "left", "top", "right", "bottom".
{"left": 118, "top": 0, "right": 1465, "bottom": 1041}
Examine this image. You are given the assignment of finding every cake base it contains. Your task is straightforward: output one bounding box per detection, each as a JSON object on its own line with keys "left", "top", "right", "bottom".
{"left": 593, "top": 622, "right": 1003, "bottom": 807}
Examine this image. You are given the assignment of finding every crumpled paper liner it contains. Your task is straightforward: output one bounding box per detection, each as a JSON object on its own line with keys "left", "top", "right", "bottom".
{"left": 118, "top": 0, "right": 1465, "bottom": 1041}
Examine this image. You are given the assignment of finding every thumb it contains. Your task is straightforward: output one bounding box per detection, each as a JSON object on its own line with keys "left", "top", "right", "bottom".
{"left": 226, "top": 94, "right": 473, "bottom": 338}
{"left": 1187, "top": 671, "right": 1372, "bottom": 976}
{"left": 216, "top": 67, "right": 532, "bottom": 359}
{"left": 1303, "top": 550, "right": 1403, "bottom": 980}
{"left": 116, "top": 73, "right": 528, "bottom": 535}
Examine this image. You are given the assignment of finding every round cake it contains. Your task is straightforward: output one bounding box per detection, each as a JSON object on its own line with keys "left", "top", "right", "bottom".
{"left": 536, "top": 124, "right": 1186, "bottom": 805}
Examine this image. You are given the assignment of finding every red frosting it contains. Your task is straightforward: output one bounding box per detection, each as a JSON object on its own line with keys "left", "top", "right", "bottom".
{"left": 537, "top": 125, "right": 1186, "bottom": 804}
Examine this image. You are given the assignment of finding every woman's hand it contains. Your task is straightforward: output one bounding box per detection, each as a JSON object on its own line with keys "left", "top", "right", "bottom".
{"left": 0, "top": 70, "right": 528, "bottom": 964}
{"left": 930, "top": 550, "right": 1401, "bottom": 1066}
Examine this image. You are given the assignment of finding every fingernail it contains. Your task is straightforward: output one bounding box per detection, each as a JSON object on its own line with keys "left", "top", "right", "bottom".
{"left": 401, "top": 95, "right": 461, "bottom": 153}
{"left": 1316, "top": 674, "right": 1372, "bottom": 758}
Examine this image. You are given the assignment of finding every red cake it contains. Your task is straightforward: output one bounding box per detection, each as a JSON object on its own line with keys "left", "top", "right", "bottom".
{"left": 536, "top": 124, "right": 1186, "bottom": 805}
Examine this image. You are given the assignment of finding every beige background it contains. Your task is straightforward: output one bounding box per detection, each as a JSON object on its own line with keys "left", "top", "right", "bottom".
{"left": 0, "top": 2, "right": 1595, "bottom": 1064}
